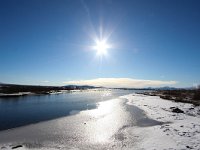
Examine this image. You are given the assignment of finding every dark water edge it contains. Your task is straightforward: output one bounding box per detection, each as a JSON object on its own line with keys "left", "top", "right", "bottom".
{"left": 0, "top": 89, "right": 140, "bottom": 131}
{"left": 126, "top": 103, "right": 163, "bottom": 127}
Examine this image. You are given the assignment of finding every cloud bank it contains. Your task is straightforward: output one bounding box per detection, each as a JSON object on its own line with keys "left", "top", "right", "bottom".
{"left": 63, "top": 78, "right": 177, "bottom": 88}
{"left": 41, "top": 80, "right": 50, "bottom": 83}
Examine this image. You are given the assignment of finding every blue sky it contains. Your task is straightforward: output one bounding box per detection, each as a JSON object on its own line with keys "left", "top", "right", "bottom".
{"left": 0, "top": 0, "right": 200, "bottom": 87}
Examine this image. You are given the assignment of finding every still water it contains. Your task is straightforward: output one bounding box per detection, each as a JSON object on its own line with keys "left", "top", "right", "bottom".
{"left": 0, "top": 89, "right": 136, "bottom": 131}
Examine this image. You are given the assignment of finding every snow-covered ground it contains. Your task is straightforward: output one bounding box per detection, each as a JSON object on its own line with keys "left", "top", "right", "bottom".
{"left": 0, "top": 93, "right": 200, "bottom": 150}
{"left": 123, "top": 94, "right": 200, "bottom": 150}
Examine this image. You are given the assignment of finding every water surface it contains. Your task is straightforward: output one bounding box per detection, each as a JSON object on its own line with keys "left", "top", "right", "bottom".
{"left": 0, "top": 93, "right": 163, "bottom": 149}
{"left": 0, "top": 89, "right": 136, "bottom": 131}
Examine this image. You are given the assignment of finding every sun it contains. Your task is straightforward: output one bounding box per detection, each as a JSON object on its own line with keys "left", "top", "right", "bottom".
{"left": 93, "top": 39, "right": 110, "bottom": 56}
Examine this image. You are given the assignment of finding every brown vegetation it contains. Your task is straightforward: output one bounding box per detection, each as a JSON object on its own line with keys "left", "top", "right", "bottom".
{"left": 143, "top": 88, "right": 200, "bottom": 106}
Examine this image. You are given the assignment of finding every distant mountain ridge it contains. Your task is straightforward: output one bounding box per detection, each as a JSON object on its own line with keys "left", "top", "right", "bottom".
{"left": 112, "top": 86, "right": 185, "bottom": 90}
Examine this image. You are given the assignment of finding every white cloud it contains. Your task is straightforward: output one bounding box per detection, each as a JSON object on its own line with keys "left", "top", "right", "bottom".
{"left": 41, "top": 80, "right": 50, "bottom": 83}
{"left": 63, "top": 78, "right": 177, "bottom": 88}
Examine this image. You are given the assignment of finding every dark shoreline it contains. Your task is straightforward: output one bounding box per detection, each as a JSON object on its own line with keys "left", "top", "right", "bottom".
{"left": 0, "top": 84, "right": 100, "bottom": 98}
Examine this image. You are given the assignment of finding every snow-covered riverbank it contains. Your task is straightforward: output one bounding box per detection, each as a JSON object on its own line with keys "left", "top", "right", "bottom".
{"left": 0, "top": 94, "right": 199, "bottom": 150}
{"left": 123, "top": 94, "right": 200, "bottom": 150}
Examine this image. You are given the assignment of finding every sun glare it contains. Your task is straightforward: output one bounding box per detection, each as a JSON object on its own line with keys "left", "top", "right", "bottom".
{"left": 93, "top": 39, "right": 110, "bottom": 56}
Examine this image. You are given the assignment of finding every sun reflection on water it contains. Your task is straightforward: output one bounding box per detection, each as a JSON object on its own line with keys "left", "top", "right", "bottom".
{"left": 88, "top": 100, "right": 114, "bottom": 117}
{"left": 83, "top": 98, "right": 128, "bottom": 143}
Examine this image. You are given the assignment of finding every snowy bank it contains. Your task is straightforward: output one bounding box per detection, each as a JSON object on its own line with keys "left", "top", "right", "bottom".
{"left": 122, "top": 94, "right": 200, "bottom": 150}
